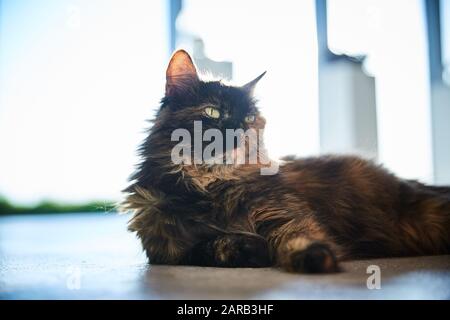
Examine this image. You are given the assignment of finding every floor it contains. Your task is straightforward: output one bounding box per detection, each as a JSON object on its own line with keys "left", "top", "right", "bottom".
{"left": 0, "top": 213, "right": 449, "bottom": 300}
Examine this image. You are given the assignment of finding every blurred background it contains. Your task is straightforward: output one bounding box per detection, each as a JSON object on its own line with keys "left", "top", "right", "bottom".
{"left": 0, "top": 0, "right": 449, "bottom": 212}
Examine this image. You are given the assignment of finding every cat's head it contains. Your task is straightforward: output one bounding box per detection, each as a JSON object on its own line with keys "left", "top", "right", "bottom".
{"left": 157, "top": 50, "right": 268, "bottom": 165}
{"left": 134, "top": 50, "right": 275, "bottom": 193}
{"left": 162, "top": 49, "right": 265, "bottom": 130}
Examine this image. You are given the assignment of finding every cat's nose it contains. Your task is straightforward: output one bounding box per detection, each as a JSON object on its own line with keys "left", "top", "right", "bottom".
{"left": 223, "top": 117, "right": 238, "bottom": 128}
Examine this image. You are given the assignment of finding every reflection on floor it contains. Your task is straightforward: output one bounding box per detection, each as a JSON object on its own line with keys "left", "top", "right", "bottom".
{"left": 0, "top": 213, "right": 449, "bottom": 299}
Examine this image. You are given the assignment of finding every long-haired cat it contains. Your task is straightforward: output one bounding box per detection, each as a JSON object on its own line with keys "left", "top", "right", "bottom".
{"left": 122, "top": 50, "right": 450, "bottom": 273}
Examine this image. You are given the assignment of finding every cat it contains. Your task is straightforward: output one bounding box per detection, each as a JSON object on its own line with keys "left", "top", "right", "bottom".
{"left": 122, "top": 50, "right": 450, "bottom": 273}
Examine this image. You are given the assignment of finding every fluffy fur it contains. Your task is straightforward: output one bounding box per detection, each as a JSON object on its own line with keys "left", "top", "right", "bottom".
{"left": 122, "top": 50, "right": 450, "bottom": 273}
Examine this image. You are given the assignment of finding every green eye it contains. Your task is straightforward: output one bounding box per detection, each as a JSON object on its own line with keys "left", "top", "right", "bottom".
{"left": 204, "top": 106, "right": 220, "bottom": 119}
{"left": 244, "top": 114, "right": 256, "bottom": 123}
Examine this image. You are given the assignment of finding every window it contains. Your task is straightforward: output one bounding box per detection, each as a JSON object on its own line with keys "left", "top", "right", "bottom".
{"left": 176, "top": 0, "right": 320, "bottom": 160}
{"left": 0, "top": 0, "right": 168, "bottom": 203}
{"left": 328, "top": 0, "right": 433, "bottom": 182}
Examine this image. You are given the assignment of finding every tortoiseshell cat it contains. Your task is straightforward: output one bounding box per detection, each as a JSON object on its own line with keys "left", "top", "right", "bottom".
{"left": 122, "top": 50, "right": 450, "bottom": 273}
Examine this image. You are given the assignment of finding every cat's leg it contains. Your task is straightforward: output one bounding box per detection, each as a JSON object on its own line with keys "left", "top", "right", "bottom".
{"left": 183, "top": 234, "right": 272, "bottom": 268}
{"left": 268, "top": 224, "right": 342, "bottom": 273}
{"left": 275, "top": 234, "right": 340, "bottom": 273}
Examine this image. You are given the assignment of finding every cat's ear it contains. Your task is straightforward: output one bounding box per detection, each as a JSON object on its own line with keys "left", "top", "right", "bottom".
{"left": 166, "top": 50, "right": 199, "bottom": 96}
{"left": 242, "top": 71, "right": 266, "bottom": 95}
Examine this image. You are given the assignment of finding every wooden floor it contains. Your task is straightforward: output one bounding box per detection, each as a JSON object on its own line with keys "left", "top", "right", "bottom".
{"left": 0, "top": 213, "right": 449, "bottom": 299}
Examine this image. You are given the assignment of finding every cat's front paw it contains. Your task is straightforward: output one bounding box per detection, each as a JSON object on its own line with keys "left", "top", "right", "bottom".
{"left": 213, "top": 234, "right": 271, "bottom": 268}
{"left": 285, "top": 242, "right": 338, "bottom": 273}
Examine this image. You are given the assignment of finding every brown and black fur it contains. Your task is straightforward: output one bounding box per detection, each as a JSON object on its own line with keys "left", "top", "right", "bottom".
{"left": 122, "top": 50, "right": 450, "bottom": 273}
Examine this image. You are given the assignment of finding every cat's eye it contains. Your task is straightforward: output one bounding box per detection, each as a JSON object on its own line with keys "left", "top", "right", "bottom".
{"left": 244, "top": 114, "right": 256, "bottom": 123}
{"left": 203, "top": 106, "right": 221, "bottom": 119}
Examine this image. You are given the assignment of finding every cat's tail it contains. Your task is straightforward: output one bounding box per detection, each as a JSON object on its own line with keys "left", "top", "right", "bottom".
{"left": 398, "top": 180, "right": 450, "bottom": 255}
